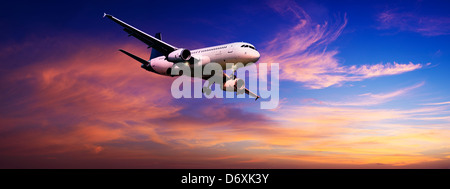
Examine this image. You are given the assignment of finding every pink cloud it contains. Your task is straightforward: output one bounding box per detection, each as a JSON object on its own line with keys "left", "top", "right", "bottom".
{"left": 377, "top": 9, "right": 450, "bottom": 36}
{"left": 0, "top": 36, "right": 184, "bottom": 156}
{"left": 345, "top": 62, "right": 423, "bottom": 78}
{"left": 421, "top": 101, "right": 450, "bottom": 106}
{"left": 261, "top": 0, "right": 425, "bottom": 89}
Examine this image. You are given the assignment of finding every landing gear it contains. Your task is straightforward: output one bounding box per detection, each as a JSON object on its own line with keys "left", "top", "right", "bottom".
{"left": 202, "top": 79, "right": 215, "bottom": 96}
{"left": 202, "top": 87, "right": 212, "bottom": 95}
{"left": 230, "top": 64, "right": 238, "bottom": 80}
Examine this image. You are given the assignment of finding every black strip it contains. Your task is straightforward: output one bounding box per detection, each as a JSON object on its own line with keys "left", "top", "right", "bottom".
{"left": 0, "top": 169, "right": 447, "bottom": 188}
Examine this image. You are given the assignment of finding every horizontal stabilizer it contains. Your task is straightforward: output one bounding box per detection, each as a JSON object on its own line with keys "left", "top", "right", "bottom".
{"left": 118, "top": 49, "right": 157, "bottom": 73}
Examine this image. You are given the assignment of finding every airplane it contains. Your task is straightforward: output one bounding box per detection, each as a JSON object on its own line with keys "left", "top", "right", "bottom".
{"left": 104, "top": 13, "right": 261, "bottom": 100}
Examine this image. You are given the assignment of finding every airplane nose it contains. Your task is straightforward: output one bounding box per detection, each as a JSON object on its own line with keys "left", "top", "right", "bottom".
{"left": 250, "top": 50, "right": 260, "bottom": 62}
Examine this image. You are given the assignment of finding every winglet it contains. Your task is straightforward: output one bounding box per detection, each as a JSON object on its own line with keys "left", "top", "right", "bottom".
{"left": 103, "top": 13, "right": 112, "bottom": 19}
{"left": 255, "top": 96, "right": 260, "bottom": 101}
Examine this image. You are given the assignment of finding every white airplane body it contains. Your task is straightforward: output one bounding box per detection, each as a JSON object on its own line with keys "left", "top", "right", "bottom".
{"left": 104, "top": 13, "right": 261, "bottom": 99}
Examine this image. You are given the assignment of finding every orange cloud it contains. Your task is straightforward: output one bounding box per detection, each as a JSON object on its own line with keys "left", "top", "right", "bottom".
{"left": 0, "top": 37, "right": 180, "bottom": 157}
{"left": 262, "top": 100, "right": 450, "bottom": 166}
{"left": 0, "top": 36, "right": 280, "bottom": 168}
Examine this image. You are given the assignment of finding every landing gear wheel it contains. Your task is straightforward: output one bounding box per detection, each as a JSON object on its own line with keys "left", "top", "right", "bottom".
{"left": 231, "top": 64, "right": 238, "bottom": 80}
{"left": 202, "top": 87, "right": 212, "bottom": 95}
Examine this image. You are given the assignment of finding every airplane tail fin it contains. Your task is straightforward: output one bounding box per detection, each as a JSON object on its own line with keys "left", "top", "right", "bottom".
{"left": 149, "top": 32, "right": 163, "bottom": 60}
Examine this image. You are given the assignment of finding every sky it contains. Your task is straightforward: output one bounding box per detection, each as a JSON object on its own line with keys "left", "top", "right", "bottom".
{"left": 0, "top": 0, "right": 449, "bottom": 168}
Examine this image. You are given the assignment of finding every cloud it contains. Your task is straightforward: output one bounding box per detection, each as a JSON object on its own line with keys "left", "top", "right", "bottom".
{"left": 421, "top": 101, "right": 450, "bottom": 106}
{"left": 0, "top": 38, "right": 448, "bottom": 168}
{"left": 0, "top": 36, "right": 277, "bottom": 167}
{"left": 319, "top": 82, "right": 425, "bottom": 106}
{"left": 377, "top": 9, "right": 450, "bottom": 36}
{"left": 0, "top": 36, "right": 183, "bottom": 157}
{"left": 344, "top": 62, "right": 423, "bottom": 78}
{"left": 131, "top": 83, "right": 449, "bottom": 167}
{"left": 267, "top": 103, "right": 450, "bottom": 166}
{"left": 261, "top": 0, "right": 424, "bottom": 89}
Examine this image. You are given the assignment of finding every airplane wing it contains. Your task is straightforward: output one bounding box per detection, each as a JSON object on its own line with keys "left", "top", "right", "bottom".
{"left": 245, "top": 88, "right": 260, "bottom": 101}
{"left": 104, "top": 13, "right": 177, "bottom": 56}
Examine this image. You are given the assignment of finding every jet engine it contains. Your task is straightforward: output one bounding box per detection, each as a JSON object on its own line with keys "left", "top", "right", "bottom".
{"left": 167, "top": 48, "right": 191, "bottom": 62}
{"left": 222, "top": 78, "right": 245, "bottom": 94}
{"left": 149, "top": 57, "right": 177, "bottom": 76}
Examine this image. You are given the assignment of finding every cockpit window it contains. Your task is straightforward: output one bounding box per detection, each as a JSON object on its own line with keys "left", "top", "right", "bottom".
{"left": 241, "top": 44, "right": 256, "bottom": 50}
